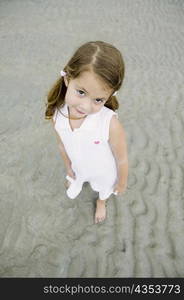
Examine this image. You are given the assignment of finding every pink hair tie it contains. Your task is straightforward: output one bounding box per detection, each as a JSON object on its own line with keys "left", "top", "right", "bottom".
{"left": 60, "top": 70, "right": 67, "bottom": 76}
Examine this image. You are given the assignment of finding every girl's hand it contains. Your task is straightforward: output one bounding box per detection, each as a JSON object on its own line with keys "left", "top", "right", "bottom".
{"left": 66, "top": 167, "right": 76, "bottom": 180}
{"left": 113, "top": 182, "right": 127, "bottom": 196}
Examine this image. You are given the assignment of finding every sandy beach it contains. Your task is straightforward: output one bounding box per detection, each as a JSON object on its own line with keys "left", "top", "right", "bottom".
{"left": 0, "top": 0, "right": 184, "bottom": 277}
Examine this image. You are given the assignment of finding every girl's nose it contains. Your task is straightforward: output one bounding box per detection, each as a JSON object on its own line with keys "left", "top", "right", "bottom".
{"left": 80, "top": 97, "right": 92, "bottom": 113}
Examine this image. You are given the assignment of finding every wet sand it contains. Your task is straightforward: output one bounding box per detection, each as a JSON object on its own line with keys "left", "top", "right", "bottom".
{"left": 0, "top": 0, "right": 184, "bottom": 277}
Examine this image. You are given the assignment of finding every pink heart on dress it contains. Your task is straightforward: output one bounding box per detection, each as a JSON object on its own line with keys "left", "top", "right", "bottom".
{"left": 94, "top": 141, "right": 100, "bottom": 144}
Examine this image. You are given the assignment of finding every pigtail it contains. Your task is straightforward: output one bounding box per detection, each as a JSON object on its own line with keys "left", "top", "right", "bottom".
{"left": 45, "top": 77, "right": 66, "bottom": 120}
{"left": 105, "top": 95, "right": 119, "bottom": 111}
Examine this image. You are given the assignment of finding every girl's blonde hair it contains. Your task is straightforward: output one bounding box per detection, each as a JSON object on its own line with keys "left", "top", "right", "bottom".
{"left": 45, "top": 41, "right": 125, "bottom": 119}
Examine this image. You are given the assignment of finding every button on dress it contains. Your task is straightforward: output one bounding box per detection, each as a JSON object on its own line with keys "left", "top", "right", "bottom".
{"left": 53, "top": 103, "right": 118, "bottom": 200}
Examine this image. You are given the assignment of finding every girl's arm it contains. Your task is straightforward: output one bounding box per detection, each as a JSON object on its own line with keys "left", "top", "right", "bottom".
{"left": 109, "top": 116, "right": 128, "bottom": 194}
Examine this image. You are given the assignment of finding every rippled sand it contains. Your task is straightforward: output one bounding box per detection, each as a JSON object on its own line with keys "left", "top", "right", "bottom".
{"left": 0, "top": 0, "right": 184, "bottom": 277}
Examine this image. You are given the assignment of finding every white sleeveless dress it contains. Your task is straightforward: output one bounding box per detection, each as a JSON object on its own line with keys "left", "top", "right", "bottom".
{"left": 53, "top": 103, "right": 118, "bottom": 200}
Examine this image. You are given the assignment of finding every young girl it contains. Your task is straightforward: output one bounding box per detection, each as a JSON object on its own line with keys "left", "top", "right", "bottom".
{"left": 45, "top": 41, "right": 128, "bottom": 224}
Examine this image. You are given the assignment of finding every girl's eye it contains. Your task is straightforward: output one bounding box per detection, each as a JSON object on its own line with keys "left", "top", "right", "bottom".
{"left": 76, "top": 90, "right": 104, "bottom": 103}
{"left": 95, "top": 99, "right": 104, "bottom": 103}
{"left": 76, "top": 90, "right": 85, "bottom": 96}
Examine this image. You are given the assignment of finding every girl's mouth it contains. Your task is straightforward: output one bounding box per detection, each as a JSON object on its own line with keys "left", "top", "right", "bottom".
{"left": 76, "top": 108, "right": 86, "bottom": 115}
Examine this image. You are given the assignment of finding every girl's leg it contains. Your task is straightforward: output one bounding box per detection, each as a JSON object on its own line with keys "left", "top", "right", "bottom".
{"left": 65, "top": 174, "right": 75, "bottom": 189}
{"left": 94, "top": 196, "right": 108, "bottom": 224}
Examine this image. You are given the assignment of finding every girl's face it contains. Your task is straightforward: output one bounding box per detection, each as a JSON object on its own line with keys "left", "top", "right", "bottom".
{"left": 64, "top": 71, "right": 113, "bottom": 117}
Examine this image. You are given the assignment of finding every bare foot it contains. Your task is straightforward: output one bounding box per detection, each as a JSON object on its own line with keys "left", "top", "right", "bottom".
{"left": 95, "top": 198, "right": 107, "bottom": 224}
